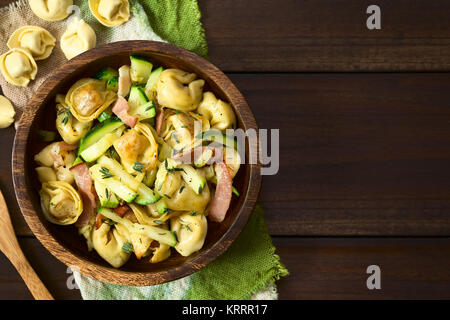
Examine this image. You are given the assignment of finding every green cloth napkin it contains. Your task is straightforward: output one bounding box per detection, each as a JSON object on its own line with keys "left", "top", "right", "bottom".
{"left": 73, "top": 205, "right": 289, "bottom": 300}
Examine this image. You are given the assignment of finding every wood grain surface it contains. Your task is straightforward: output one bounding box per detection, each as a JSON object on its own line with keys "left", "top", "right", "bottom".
{"left": 0, "top": 0, "right": 449, "bottom": 299}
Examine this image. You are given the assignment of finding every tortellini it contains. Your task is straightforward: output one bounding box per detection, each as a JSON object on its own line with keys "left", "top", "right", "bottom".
{"left": 0, "top": 48, "right": 37, "bottom": 87}
{"left": 40, "top": 181, "right": 83, "bottom": 225}
{"left": 55, "top": 94, "right": 93, "bottom": 144}
{"left": 171, "top": 213, "right": 207, "bottom": 257}
{"left": 28, "top": 0, "right": 73, "bottom": 21}
{"left": 165, "top": 180, "right": 210, "bottom": 214}
{"left": 113, "top": 123, "right": 158, "bottom": 174}
{"left": 89, "top": 0, "right": 130, "bottom": 27}
{"left": 0, "top": 95, "right": 15, "bottom": 129}
{"left": 65, "top": 78, "right": 116, "bottom": 122}
{"left": 160, "top": 111, "right": 209, "bottom": 151}
{"left": 156, "top": 69, "right": 205, "bottom": 111}
{"left": 61, "top": 17, "right": 97, "bottom": 60}
{"left": 7, "top": 26, "right": 56, "bottom": 60}
{"left": 35, "top": 166, "right": 57, "bottom": 183}
{"left": 197, "top": 92, "right": 236, "bottom": 132}
{"left": 92, "top": 222, "right": 131, "bottom": 268}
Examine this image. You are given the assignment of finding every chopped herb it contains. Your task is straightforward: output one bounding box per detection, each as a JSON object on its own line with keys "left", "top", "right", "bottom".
{"left": 153, "top": 220, "right": 163, "bottom": 225}
{"left": 61, "top": 111, "right": 71, "bottom": 125}
{"left": 190, "top": 211, "right": 197, "bottom": 216}
{"left": 103, "top": 219, "right": 117, "bottom": 226}
{"left": 175, "top": 110, "right": 180, "bottom": 114}
{"left": 172, "top": 132, "right": 180, "bottom": 143}
{"left": 122, "top": 242, "right": 134, "bottom": 253}
{"left": 179, "top": 185, "right": 185, "bottom": 193}
{"left": 198, "top": 185, "right": 203, "bottom": 194}
{"left": 105, "top": 188, "right": 110, "bottom": 200}
{"left": 168, "top": 124, "right": 173, "bottom": 131}
{"left": 133, "top": 162, "right": 144, "bottom": 173}
{"left": 100, "top": 166, "right": 113, "bottom": 179}
{"left": 164, "top": 194, "right": 172, "bottom": 199}
{"left": 181, "top": 125, "right": 188, "bottom": 129}
{"left": 232, "top": 186, "right": 240, "bottom": 197}
{"left": 49, "top": 202, "right": 55, "bottom": 207}
{"left": 183, "top": 225, "right": 193, "bottom": 232}
{"left": 108, "top": 147, "right": 116, "bottom": 158}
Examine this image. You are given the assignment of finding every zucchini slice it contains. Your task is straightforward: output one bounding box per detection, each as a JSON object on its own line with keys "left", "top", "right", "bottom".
{"left": 94, "top": 67, "right": 118, "bottom": 82}
{"left": 106, "top": 76, "right": 119, "bottom": 92}
{"left": 130, "top": 55, "right": 153, "bottom": 84}
{"left": 196, "top": 129, "right": 238, "bottom": 150}
{"left": 94, "top": 179, "right": 119, "bottom": 208}
{"left": 144, "top": 66, "right": 163, "bottom": 99}
{"left": 128, "top": 86, "right": 156, "bottom": 120}
{"left": 77, "top": 118, "right": 123, "bottom": 157}
{"left": 90, "top": 164, "right": 137, "bottom": 203}
{"left": 179, "top": 164, "right": 206, "bottom": 195}
{"left": 135, "top": 183, "right": 162, "bottom": 205}
{"left": 98, "top": 109, "right": 112, "bottom": 122}
{"left": 97, "top": 156, "right": 141, "bottom": 191}
{"left": 98, "top": 207, "right": 177, "bottom": 247}
{"left": 80, "top": 127, "right": 123, "bottom": 162}
{"left": 155, "top": 198, "right": 168, "bottom": 214}
{"left": 194, "top": 148, "right": 213, "bottom": 168}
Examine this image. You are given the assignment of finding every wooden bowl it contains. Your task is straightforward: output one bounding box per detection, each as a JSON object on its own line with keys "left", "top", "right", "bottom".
{"left": 12, "top": 41, "right": 261, "bottom": 286}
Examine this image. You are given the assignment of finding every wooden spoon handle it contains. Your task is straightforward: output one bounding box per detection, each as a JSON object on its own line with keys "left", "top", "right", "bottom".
{"left": 8, "top": 249, "right": 54, "bottom": 300}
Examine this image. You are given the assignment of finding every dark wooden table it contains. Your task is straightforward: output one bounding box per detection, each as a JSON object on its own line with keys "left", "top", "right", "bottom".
{"left": 1, "top": 0, "right": 450, "bottom": 299}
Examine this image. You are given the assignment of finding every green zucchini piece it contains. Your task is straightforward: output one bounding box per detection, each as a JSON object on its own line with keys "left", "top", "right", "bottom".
{"left": 106, "top": 76, "right": 119, "bottom": 92}
{"left": 130, "top": 55, "right": 153, "bottom": 84}
{"left": 77, "top": 118, "right": 123, "bottom": 157}
{"left": 80, "top": 127, "right": 124, "bottom": 162}
{"left": 72, "top": 157, "right": 83, "bottom": 167}
{"left": 128, "top": 86, "right": 156, "bottom": 120}
{"left": 97, "top": 156, "right": 141, "bottom": 191}
{"left": 94, "top": 67, "right": 118, "bottom": 82}
{"left": 155, "top": 198, "right": 168, "bottom": 214}
{"left": 179, "top": 164, "right": 206, "bottom": 195}
{"left": 194, "top": 148, "right": 213, "bottom": 168}
{"left": 196, "top": 129, "right": 238, "bottom": 150}
{"left": 144, "top": 66, "right": 163, "bottom": 99}
{"left": 98, "top": 207, "right": 177, "bottom": 247}
{"left": 98, "top": 109, "right": 112, "bottom": 122}
{"left": 90, "top": 164, "right": 137, "bottom": 203}
{"left": 94, "top": 180, "right": 119, "bottom": 208}
{"left": 143, "top": 168, "right": 157, "bottom": 187}
{"left": 135, "top": 183, "right": 162, "bottom": 205}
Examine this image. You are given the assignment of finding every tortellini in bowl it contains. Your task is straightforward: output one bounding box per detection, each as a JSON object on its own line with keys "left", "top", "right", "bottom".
{"left": 40, "top": 181, "right": 83, "bottom": 225}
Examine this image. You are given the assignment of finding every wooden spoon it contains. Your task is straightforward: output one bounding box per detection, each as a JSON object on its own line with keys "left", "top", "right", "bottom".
{"left": 0, "top": 190, "right": 54, "bottom": 300}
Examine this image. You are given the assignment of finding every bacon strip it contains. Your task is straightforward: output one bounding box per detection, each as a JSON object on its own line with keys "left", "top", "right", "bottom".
{"left": 208, "top": 162, "right": 232, "bottom": 222}
{"left": 114, "top": 204, "right": 130, "bottom": 218}
{"left": 70, "top": 163, "right": 97, "bottom": 227}
{"left": 51, "top": 142, "right": 77, "bottom": 167}
{"left": 118, "top": 65, "right": 131, "bottom": 97}
{"left": 112, "top": 96, "right": 138, "bottom": 128}
{"left": 155, "top": 108, "right": 164, "bottom": 136}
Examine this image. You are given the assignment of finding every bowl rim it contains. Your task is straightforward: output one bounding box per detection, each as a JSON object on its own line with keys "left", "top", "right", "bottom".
{"left": 12, "top": 40, "right": 261, "bottom": 286}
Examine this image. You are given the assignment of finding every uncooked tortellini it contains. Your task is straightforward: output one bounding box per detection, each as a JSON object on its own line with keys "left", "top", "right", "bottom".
{"left": 197, "top": 92, "right": 236, "bottom": 132}
{"left": 92, "top": 222, "right": 131, "bottom": 268}
{"left": 40, "top": 181, "right": 83, "bottom": 225}
{"left": 61, "top": 17, "right": 96, "bottom": 60}
{"left": 65, "top": 78, "right": 116, "bottom": 122}
{"left": 89, "top": 0, "right": 130, "bottom": 27}
{"left": 171, "top": 213, "right": 207, "bottom": 257}
{"left": 55, "top": 95, "right": 93, "bottom": 144}
{"left": 156, "top": 69, "right": 204, "bottom": 111}
{"left": 0, "top": 48, "right": 37, "bottom": 87}
{"left": 7, "top": 26, "right": 56, "bottom": 60}
{"left": 29, "top": 0, "right": 73, "bottom": 21}
{"left": 0, "top": 95, "right": 15, "bottom": 129}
